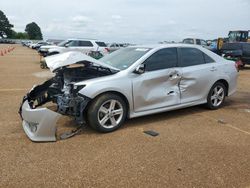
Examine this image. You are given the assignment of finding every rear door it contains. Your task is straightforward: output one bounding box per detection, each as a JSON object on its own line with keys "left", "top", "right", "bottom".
{"left": 178, "top": 47, "right": 217, "bottom": 103}
{"left": 133, "top": 48, "right": 182, "bottom": 112}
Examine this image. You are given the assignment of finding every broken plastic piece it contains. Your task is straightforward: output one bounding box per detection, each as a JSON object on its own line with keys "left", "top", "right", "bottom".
{"left": 60, "top": 126, "right": 83, "bottom": 140}
{"left": 218, "top": 119, "right": 227, "bottom": 124}
{"left": 144, "top": 130, "right": 159, "bottom": 137}
{"left": 21, "top": 100, "right": 61, "bottom": 142}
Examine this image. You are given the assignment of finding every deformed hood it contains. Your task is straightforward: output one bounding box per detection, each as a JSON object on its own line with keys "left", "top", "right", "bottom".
{"left": 45, "top": 51, "right": 119, "bottom": 72}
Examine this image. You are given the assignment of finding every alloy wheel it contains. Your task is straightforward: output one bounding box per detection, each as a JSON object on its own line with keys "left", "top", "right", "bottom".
{"left": 97, "top": 99, "right": 124, "bottom": 129}
{"left": 211, "top": 85, "right": 225, "bottom": 107}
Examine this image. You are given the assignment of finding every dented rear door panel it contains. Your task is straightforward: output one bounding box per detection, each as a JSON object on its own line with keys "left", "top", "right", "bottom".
{"left": 179, "top": 63, "right": 217, "bottom": 103}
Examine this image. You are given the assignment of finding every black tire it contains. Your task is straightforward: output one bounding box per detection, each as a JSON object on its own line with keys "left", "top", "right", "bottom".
{"left": 206, "top": 82, "right": 226, "bottom": 110}
{"left": 40, "top": 62, "right": 45, "bottom": 69}
{"left": 87, "top": 93, "right": 127, "bottom": 133}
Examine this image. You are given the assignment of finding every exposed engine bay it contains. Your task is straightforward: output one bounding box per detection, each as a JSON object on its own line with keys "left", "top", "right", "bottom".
{"left": 20, "top": 63, "right": 115, "bottom": 124}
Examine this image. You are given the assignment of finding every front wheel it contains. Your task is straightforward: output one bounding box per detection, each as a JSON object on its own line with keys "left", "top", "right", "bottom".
{"left": 87, "top": 93, "right": 127, "bottom": 133}
{"left": 206, "top": 82, "right": 226, "bottom": 110}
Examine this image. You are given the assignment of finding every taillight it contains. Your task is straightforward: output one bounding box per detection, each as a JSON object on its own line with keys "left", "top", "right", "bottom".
{"left": 235, "top": 60, "right": 242, "bottom": 72}
{"left": 105, "top": 48, "right": 110, "bottom": 52}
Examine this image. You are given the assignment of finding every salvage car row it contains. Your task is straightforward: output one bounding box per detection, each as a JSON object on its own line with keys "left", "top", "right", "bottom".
{"left": 23, "top": 39, "right": 129, "bottom": 58}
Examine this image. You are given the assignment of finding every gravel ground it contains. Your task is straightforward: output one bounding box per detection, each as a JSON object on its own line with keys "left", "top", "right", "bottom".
{"left": 0, "top": 44, "right": 250, "bottom": 188}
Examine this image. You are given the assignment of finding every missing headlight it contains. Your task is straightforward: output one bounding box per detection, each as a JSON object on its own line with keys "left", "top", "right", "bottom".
{"left": 72, "top": 85, "right": 86, "bottom": 96}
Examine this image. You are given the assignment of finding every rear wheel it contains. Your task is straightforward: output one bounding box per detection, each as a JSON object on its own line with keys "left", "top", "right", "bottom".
{"left": 206, "top": 82, "right": 226, "bottom": 110}
{"left": 87, "top": 93, "right": 127, "bottom": 133}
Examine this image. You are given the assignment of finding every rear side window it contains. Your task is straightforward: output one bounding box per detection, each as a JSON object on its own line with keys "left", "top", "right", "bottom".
{"left": 96, "top": 42, "right": 107, "bottom": 47}
{"left": 203, "top": 53, "right": 215, "bottom": 63}
{"left": 145, "top": 48, "right": 178, "bottom": 71}
{"left": 179, "top": 48, "right": 205, "bottom": 67}
{"left": 79, "top": 41, "right": 93, "bottom": 47}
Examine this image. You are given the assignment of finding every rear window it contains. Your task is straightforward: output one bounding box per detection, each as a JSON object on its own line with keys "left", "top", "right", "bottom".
{"left": 96, "top": 42, "right": 107, "bottom": 47}
{"left": 196, "top": 39, "right": 201, "bottom": 45}
{"left": 183, "top": 39, "right": 194, "bottom": 44}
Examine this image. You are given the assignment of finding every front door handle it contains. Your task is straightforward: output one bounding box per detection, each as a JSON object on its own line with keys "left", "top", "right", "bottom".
{"left": 169, "top": 73, "right": 181, "bottom": 80}
{"left": 210, "top": 67, "right": 217, "bottom": 72}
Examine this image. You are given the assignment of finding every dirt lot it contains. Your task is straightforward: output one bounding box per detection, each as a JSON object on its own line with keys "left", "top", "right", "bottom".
{"left": 0, "top": 44, "right": 250, "bottom": 188}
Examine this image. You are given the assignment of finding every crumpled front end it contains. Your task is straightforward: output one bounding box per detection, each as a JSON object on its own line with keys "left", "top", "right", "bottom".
{"left": 19, "top": 79, "right": 90, "bottom": 142}
{"left": 19, "top": 52, "right": 116, "bottom": 142}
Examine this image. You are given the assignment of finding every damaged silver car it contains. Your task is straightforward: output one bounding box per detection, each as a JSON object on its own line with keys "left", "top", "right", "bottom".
{"left": 19, "top": 44, "right": 238, "bottom": 142}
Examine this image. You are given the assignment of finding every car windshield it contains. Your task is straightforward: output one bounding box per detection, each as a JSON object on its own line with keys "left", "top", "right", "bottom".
{"left": 58, "top": 40, "right": 70, "bottom": 47}
{"left": 100, "top": 47, "right": 151, "bottom": 70}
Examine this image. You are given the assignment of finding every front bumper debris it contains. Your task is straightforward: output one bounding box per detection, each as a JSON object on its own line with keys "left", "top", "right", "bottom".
{"left": 21, "top": 100, "right": 61, "bottom": 142}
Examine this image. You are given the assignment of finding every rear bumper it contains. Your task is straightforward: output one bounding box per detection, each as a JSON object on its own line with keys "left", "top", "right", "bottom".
{"left": 21, "top": 100, "right": 61, "bottom": 142}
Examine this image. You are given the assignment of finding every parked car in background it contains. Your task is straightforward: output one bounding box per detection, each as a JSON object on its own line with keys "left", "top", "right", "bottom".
{"left": 32, "top": 41, "right": 52, "bottom": 50}
{"left": 19, "top": 44, "right": 238, "bottom": 141}
{"left": 39, "top": 39, "right": 109, "bottom": 57}
{"left": 38, "top": 40, "right": 69, "bottom": 56}
{"left": 183, "top": 38, "right": 209, "bottom": 49}
{"left": 221, "top": 42, "right": 250, "bottom": 67}
{"left": 21, "top": 41, "right": 32, "bottom": 46}
{"left": 107, "top": 43, "right": 125, "bottom": 52}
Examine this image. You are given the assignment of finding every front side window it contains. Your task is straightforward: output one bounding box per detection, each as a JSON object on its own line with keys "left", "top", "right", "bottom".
{"left": 144, "top": 48, "right": 178, "bottom": 71}
{"left": 179, "top": 48, "right": 205, "bottom": 67}
{"left": 67, "top": 40, "right": 79, "bottom": 47}
{"left": 58, "top": 40, "right": 70, "bottom": 47}
{"left": 79, "top": 41, "right": 93, "bottom": 47}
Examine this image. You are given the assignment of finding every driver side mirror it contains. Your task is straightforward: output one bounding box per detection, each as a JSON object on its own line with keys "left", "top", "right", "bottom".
{"left": 134, "top": 64, "right": 146, "bottom": 74}
{"left": 65, "top": 44, "right": 69, "bottom": 47}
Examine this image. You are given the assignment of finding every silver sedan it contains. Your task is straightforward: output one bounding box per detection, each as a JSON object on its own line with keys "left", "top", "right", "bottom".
{"left": 20, "top": 44, "right": 238, "bottom": 141}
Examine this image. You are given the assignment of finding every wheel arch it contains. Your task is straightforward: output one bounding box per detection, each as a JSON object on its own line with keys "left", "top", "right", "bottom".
{"left": 214, "top": 79, "right": 229, "bottom": 96}
{"left": 87, "top": 91, "right": 130, "bottom": 118}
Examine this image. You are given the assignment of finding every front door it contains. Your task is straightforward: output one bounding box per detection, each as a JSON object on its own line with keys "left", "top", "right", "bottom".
{"left": 132, "top": 48, "right": 182, "bottom": 112}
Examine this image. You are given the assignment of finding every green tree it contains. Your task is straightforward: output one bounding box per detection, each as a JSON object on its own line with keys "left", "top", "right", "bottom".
{"left": 0, "top": 10, "right": 14, "bottom": 38}
{"left": 15, "top": 32, "right": 29, "bottom": 39}
{"left": 25, "top": 22, "right": 43, "bottom": 40}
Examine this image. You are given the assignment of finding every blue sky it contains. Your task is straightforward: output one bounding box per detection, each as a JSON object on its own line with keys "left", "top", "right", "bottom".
{"left": 1, "top": 0, "right": 250, "bottom": 43}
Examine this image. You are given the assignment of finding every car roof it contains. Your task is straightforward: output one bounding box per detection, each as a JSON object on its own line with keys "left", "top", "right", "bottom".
{"left": 128, "top": 43, "right": 225, "bottom": 62}
{"left": 67, "top": 38, "right": 101, "bottom": 42}
{"left": 130, "top": 43, "right": 203, "bottom": 49}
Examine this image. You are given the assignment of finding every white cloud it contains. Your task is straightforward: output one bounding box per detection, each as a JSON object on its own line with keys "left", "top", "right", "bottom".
{"left": 0, "top": 0, "right": 249, "bottom": 43}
